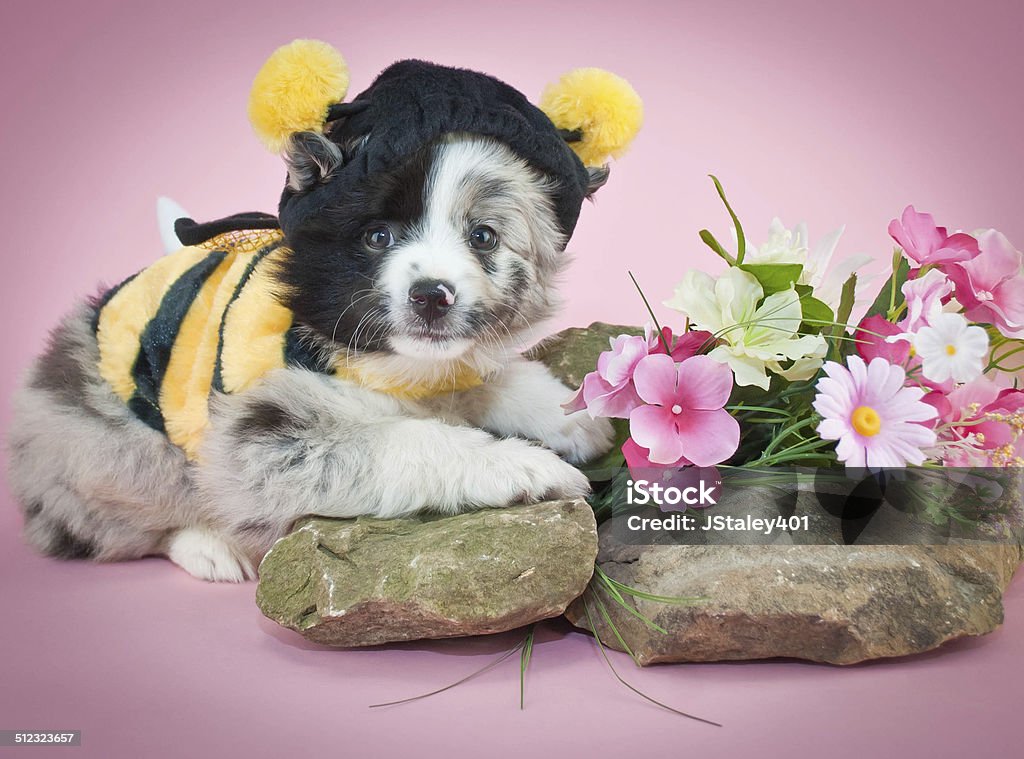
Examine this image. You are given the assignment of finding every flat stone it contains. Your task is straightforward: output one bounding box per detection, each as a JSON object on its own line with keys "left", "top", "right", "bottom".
{"left": 566, "top": 533, "right": 1023, "bottom": 665}
{"left": 257, "top": 500, "right": 598, "bottom": 647}
{"left": 538, "top": 321, "right": 1024, "bottom": 664}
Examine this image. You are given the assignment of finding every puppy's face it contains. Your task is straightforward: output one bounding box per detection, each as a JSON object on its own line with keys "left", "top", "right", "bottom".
{"left": 280, "top": 134, "right": 580, "bottom": 364}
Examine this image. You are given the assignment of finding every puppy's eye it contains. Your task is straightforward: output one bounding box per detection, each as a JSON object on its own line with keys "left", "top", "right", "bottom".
{"left": 363, "top": 225, "right": 395, "bottom": 251}
{"left": 468, "top": 225, "right": 499, "bottom": 252}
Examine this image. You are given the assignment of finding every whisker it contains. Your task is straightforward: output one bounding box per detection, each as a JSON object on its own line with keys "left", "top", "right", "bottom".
{"left": 330, "top": 289, "right": 380, "bottom": 347}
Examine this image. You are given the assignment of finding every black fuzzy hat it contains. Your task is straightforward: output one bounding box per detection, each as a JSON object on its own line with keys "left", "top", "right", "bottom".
{"left": 248, "top": 40, "right": 642, "bottom": 239}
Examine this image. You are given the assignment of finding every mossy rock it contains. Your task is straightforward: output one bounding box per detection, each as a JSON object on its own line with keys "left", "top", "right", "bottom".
{"left": 257, "top": 500, "right": 598, "bottom": 647}
{"left": 526, "top": 321, "right": 641, "bottom": 389}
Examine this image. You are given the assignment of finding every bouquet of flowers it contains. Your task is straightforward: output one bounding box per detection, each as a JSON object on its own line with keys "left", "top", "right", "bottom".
{"left": 378, "top": 182, "right": 1024, "bottom": 720}
{"left": 566, "top": 178, "right": 1024, "bottom": 478}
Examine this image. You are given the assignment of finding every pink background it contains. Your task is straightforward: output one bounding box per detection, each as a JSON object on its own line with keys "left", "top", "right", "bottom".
{"left": 1, "top": 0, "right": 1022, "bottom": 757}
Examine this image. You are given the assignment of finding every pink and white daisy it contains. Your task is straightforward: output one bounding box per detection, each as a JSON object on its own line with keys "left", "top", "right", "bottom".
{"left": 813, "top": 356, "right": 938, "bottom": 467}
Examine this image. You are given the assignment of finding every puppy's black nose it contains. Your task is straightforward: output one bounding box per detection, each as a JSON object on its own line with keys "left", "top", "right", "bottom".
{"left": 408, "top": 280, "right": 456, "bottom": 325}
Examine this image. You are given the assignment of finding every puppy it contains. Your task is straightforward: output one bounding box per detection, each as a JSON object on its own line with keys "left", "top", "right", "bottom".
{"left": 6, "top": 43, "right": 642, "bottom": 581}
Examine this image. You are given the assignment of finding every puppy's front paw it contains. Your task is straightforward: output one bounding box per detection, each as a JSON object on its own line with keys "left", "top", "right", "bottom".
{"left": 167, "top": 528, "right": 255, "bottom": 583}
{"left": 517, "top": 443, "right": 592, "bottom": 501}
{"left": 470, "top": 438, "right": 591, "bottom": 507}
{"left": 544, "top": 413, "right": 616, "bottom": 465}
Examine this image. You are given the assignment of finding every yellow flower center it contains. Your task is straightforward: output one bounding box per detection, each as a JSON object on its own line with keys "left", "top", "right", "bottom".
{"left": 851, "top": 405, "right": 882, "bottom": 437}
{"left": 945, "top": 344, "right": 957, "bottom": 356}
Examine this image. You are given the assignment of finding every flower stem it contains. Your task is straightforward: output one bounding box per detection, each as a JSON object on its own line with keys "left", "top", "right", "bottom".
{"left": 761, "top": 416, "right": 817, "bottom": 457}
{"left": 750, "top": 437, "right": 835, "bottom": 467}
{"left": 888, "top": 247, "right": 903, "bottom": 314}
{"left": 628, "top": 271, "right": 673, "bottom": 354}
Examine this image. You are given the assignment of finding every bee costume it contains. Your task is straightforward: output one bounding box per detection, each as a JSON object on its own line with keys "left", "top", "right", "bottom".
{"left": 92, "top": 40, "right": 642, "bottom": 460}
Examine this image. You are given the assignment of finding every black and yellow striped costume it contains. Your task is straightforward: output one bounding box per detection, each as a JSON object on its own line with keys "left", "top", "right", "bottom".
{"left": 93, "top": 225, "right": 483, "bottom": 460}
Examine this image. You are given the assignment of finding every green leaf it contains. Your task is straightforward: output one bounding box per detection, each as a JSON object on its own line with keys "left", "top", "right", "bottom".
{"left": 865, "top": 255, "right": 910, "bottom": 319}
{"left": 699, "top": 229, "right": 736, "bottom": 265}
{"left": 834, "top": 273, "right": 857, "bottom": 328}
{"left": 794, "top": 283, "right": 836, "bottom": 329}
{"left": 739, "top": 263, "right": 803, "bottom": 295}
{"left": 727, "top": 371, "right": 792, "bottom": 407}
{"left": 799, "top": 295, "right": 834, "bottom": 333}
{"left": 582, "top": 418, "right": 629, "bottom": 482}
{"left": 708, "top": 175, "right": 746, "bottom": 264}
{"left": 829, "top": 273, "right": 857, "bottom": 360}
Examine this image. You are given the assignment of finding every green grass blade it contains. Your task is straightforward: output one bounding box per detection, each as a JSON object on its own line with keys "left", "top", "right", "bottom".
{"left": 520, "top": 625, "right": 535, "bottom": 710}
{"left": 628, "top": 271, "right": 672, "bottom": 353}
{"left": 591, "top": 589, "right": 639, "bottom": 661}
{"left": 595, "top": 566, "right": 706, "bottom": 606}
{"left": 595, "top": 578, "right": 670, "bottom": 635}
{"left": 582, "top": 596, "right": 722, "bottom": 727}
{"left": 369, "top": 637, "right": 525, "bottom": 709}
{"left": 726, "top": 404, "right": 796, "bottom": 417}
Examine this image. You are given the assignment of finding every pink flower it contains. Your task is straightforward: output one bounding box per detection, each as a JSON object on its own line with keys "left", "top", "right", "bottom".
{"left": 627, "top": 354, "right": 739, "bottom": 466}
{"left": 884, "top": 270, "right": 959, "bottom": 394}
{"left": 564, "top": 326, "right": 714, "bottom": 419}
{"left": 621, "top": 438, "right": 720, "bottom": 510}
{"left": 921, "top": 390, "right": 953, "bottom": 426}
{"left": 899, "top": 268, "right": 953, "bottom": 332}
{"left": 855, "top": 313, "right": 953, "bottom": 395}
{"left": 854, "top": 270, "right": 954, "bottom": 368}
{"left": 649, "top": 325, "right": 715, "bottom": 360}
{"left": 813, "top": 355, "right": 937, "bottom": 467}
{"left": 622, "top": 436, "right": 691, "bottom": 469}
{"left": 855, "top": 315, "right": 910, "bottom": 364}
{"left": 888, "top": 205, "right": 980, "bottom": 266}
{"left": 941, "top": 377, "right": 1024, "bottom": 466}
{"left": 946, "top": 229, "right": 1024, "bottom": 338}
{"left": 563, "top": 333, "right": 648, "bottom": 418}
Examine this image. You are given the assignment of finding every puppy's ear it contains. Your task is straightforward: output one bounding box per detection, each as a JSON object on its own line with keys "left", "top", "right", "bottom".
{"left": 585, "top": 165, "right": 610, "bottom": 198}
{"left": 284, "top": 131, "right": 343, "bottom": 193}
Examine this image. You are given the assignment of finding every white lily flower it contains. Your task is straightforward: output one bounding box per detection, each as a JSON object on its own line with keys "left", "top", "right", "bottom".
{"left": 664, "top": 267, "right": 827, "bottom": 389}
{"left": 913, "top": 312, "right": 989, "bottom": 384}
{"left": 743, "top": 218, "right": 872, "bottom": 310}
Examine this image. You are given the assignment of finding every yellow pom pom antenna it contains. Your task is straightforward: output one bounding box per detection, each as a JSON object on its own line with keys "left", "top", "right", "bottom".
{"left": 248, "top": 39, "right": 349, "bottom": 153}
{"left": 539, "top": 68, "right": 643, "bottom": 168}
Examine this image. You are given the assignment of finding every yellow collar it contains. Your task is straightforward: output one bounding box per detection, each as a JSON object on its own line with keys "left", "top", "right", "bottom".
{"left": 332, "top": 360, "right": 485, "bottom": 400}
